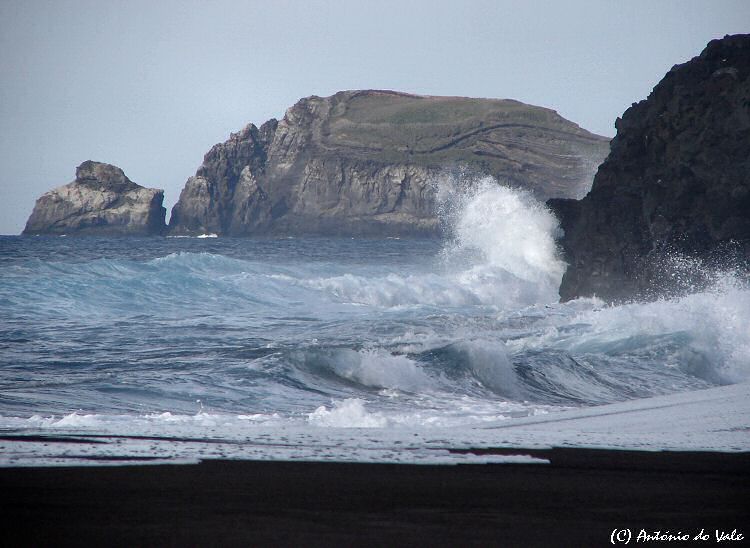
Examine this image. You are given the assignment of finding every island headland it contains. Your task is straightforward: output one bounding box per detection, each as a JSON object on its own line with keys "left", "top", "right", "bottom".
{"left": 168, "top": 90, "right": 609, "bottom": 236}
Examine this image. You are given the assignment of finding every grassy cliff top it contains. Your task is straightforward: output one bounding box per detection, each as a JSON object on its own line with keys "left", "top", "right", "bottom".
{"left": 296, "top": 91, "right": 608, "bottom": 176}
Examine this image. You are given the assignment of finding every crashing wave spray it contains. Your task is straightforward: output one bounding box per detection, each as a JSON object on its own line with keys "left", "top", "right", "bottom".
{"left": 294, "top": 174, "right": 567, "bottom": 309}
{"left": 436, "top": 173, "right": 566, "bottom": 307}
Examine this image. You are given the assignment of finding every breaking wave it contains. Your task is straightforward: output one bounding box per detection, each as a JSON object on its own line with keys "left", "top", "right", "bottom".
{"left": 0, "top": 177, "right": 748, "bottom": 439}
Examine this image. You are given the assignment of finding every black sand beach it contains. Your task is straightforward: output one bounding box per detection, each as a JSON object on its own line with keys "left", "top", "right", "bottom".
{"left": 1, "top": 448, "right": 748, "bottom": 547}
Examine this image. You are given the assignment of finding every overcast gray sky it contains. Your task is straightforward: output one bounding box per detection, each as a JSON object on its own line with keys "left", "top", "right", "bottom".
{"left": 1, "top": 0, "right": 748, "bottom": 234}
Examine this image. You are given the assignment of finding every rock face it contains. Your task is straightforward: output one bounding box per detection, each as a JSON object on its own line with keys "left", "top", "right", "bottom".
{"left": 169, "top": 90, "right": 609, "bottom": 236}
{"left": 553, "top": 35, "right": 750, "bottom": 302}
{"left": 23, "top": 161, "right": 166, "bottom": 236}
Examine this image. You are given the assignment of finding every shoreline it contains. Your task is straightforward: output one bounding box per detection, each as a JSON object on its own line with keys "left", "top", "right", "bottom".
{"left": 1, "top": 448, "right": 747, "bottom": 546}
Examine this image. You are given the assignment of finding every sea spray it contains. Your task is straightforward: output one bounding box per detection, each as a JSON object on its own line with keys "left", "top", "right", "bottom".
{"left": 296, "top": 176, "right": 567, "bottom": 310}
{"left": 437, "top": 174, "right": 566, "bottom": 307}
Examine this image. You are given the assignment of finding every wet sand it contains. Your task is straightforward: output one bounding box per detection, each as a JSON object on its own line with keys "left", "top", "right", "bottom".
{"left": 1, "top": 448, "right": 748, "bottom": 547}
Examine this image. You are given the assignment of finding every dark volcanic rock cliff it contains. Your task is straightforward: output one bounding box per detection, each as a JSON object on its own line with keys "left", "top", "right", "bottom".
{"left": 169, "top": 90, "right": 609, "bottom": 236}
{"left": 553, "top": 35, "right": 750, "bottom": 302}
{"left": 23, "top": 161, "right": 167, "bottom": 236}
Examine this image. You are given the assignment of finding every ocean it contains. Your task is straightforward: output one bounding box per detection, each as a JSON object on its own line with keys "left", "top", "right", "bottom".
{"left": 1, "top": 183, "right": 748, "bottom": 465}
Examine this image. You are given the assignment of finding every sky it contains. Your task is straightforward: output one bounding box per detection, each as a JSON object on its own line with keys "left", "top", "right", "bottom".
{"left": 1, "top": 1, "right": 748, "bottom": 235}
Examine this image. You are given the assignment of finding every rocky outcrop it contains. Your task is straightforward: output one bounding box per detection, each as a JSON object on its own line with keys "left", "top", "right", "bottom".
{"left": 169, "top": 90, "right": 609, "bottom": 236}
{"left": 553, "top": 34, "right": 750, "bottom": 302}
{"left": 23, "top": 161, "right": 167, "bottom": 236}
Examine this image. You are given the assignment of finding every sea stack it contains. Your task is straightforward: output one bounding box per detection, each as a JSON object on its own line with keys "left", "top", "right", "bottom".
{"left": 23, "top": 161, "right": 167, "bottom": 236}
{"left": 552, "top": 34, "right": 750, "bottom": 302}
{"left": 169, "top": 90, "right": 610, "bottom": 236}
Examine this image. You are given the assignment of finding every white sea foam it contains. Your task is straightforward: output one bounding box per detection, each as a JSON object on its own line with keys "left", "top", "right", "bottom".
{"left": 308, "top": 398, "right": 388, "bottom": 428}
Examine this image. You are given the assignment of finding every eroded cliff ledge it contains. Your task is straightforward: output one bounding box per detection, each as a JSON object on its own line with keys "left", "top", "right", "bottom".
{"left": 23, "top": 161, "right": 167, "bottom": 236}
{"left": 552, "top": 34, "right": 750, "bottom": 302}
{"left": 169, "top": 90, "right": 610, "bottom": 236}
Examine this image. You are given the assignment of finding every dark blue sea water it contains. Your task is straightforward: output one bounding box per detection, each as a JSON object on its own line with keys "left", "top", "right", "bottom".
{"left": 1, "top": 184, "right": 747, "bottom": 464}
